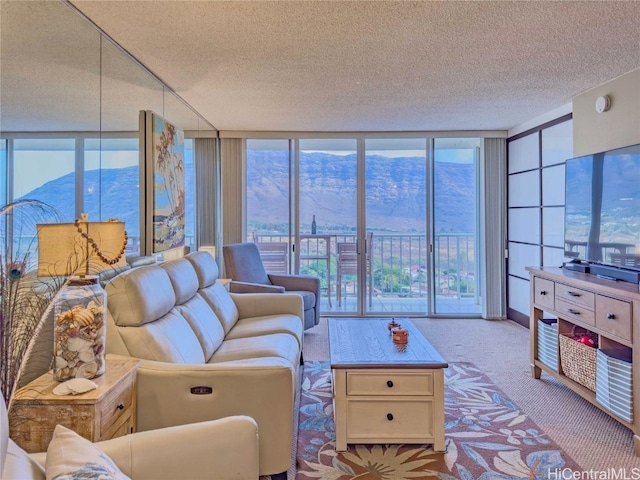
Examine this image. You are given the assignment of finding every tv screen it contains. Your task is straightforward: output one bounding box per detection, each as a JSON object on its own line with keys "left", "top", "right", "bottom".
{"left": 564, "top": 143, "right": 640, "bottom": 273}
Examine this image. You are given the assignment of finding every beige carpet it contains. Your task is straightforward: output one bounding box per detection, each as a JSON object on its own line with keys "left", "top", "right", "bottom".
{"left": 302, "top": 317, "right": 638, "bottom": 472}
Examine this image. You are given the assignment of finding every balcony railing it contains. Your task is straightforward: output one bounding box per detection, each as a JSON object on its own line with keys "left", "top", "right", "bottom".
{"left": 251, "top": 233, "right": 476, "bottom": 303}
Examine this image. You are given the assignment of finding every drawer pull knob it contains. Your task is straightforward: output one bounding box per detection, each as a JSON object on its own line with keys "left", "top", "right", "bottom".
{"left": 386, "top": 413, "right": 394, "bottom": 421}
{"left": 607, "top": 313, "right": 615, "bottom": 320}
{"left": 539, "top": 290, "right": 547, "bottom": 296}
{"left": 567, "top": 308, "right": 580, "bottom": 315}
{"left": 566, "top": 291, "right": 580, "bottom": 297}
{"left": 116, "top": 403, "right": 125, "bottom": 411}
{"left": 386, "top": 380, "right": 393, "bottom": 388}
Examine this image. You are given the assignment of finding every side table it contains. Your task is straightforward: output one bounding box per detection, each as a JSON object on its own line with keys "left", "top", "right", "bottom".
{"left": 9, "top": 357, "right": 140, "bottom": 453}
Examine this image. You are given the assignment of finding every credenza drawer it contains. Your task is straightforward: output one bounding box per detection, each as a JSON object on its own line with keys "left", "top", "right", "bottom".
{"left": 596, "top": 295, "right": 632, "bottom": 342}
{"left": 555, "top": 283, "right": 595, "bottom": 310}
{"left": 347, "top": 398, "right": 433, "bottom": 438}
{"left": 555, "top": 298, "right": 596, "bottom": 326}
{"left": 533, "top": 277, "right": 555, "bottom": 310}
{"left": 347, "top": 372, "right": 433, "bottom": 396}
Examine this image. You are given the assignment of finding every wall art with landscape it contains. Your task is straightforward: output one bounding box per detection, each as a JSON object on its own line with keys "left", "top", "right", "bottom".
{"left": 147, "top": 111, "right": 185, "bottom": 253}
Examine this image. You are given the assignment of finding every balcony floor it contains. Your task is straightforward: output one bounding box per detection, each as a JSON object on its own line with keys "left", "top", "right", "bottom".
{"left": 319, "top": 294, "right": 481, "bottom": 315}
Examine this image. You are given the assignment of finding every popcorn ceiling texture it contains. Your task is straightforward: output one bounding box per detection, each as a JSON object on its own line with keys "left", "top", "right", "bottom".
{"left": 4, "top": 1, "right": 640, "bottom": 133}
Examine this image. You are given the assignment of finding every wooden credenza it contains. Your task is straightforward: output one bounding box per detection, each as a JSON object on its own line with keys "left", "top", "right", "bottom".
{"left": 527, "top": 266, "right": 640, "bottom": 454}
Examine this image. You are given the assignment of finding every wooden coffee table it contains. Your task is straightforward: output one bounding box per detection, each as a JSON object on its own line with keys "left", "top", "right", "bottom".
{"left": 328, "top": 318, "right": 448, "bottom": 452}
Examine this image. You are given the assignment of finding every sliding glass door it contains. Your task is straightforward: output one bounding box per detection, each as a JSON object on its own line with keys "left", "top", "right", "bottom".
{"left": 245, "top": 136, "right": 482, "bottom": 317}
{"left": 432, "top": 138, "right": 481, "bottom": 314}
{"left": 364, "top": 139, "right": 429, "bottom": 314}
{"left": 246, "top": 139, "right": 293, "bottom": 272}
{"left": 299, "top": 139, "right": 357, "bottom": 313}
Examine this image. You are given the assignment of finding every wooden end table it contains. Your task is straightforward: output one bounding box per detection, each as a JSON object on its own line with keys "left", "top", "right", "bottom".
{"left": 329, "top": 318, "right": 448, "bottom": 452}
{"left": 9, "top": 357, "right": 140, "bottom": 453}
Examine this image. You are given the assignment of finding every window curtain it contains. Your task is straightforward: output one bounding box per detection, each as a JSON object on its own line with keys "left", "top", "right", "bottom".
{"left": 480, "top": 137, "right": 507, "bottom": 319}
{"left": 195, "top": 137, "right": 217, "bottom": 248}
{"left": 220, "top": 138, "right": 244, "bottom": 246}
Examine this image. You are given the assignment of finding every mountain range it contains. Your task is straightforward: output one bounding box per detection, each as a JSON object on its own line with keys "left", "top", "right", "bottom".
{"left": 21, "top": 151, "right": 476, "bottom": 237}
{"left": 247, "top": 151, "right": 476, "bottom": 233}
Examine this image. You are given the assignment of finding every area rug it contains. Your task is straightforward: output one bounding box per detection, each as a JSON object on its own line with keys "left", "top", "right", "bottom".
{"left": 295, "top": 361, "right": 582, "bottom": 479}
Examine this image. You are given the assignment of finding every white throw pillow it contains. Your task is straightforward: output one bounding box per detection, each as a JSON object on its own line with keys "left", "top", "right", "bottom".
{"left": 45, "top": 425, "right": 131, "bottom": 480}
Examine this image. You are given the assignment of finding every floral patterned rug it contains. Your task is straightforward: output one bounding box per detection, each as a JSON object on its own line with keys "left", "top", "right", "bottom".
{"left": 295, "top": 361, "right": 581, "bottom": 479}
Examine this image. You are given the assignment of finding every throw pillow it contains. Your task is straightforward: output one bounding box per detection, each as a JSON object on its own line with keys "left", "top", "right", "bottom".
{"left": 45, "top": 425, "right": 131, "bottom": 480}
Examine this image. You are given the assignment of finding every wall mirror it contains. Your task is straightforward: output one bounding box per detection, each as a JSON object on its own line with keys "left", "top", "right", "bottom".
{"left": 0, "top": 0, "right": 216, "bottom": 255}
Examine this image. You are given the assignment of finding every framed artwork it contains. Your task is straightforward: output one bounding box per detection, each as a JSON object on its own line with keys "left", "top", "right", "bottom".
{"left": 140, "top": 110, "right": 185, "bottom": 254}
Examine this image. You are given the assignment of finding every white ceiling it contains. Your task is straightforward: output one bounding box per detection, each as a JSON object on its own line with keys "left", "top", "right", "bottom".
{"left": 17, "top": 1, "right": 640, "bottom": 133}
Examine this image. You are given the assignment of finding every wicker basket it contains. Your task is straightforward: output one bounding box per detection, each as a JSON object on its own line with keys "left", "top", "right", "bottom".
{"left": 559, "top": 328, "right": 597, "bottom": 392}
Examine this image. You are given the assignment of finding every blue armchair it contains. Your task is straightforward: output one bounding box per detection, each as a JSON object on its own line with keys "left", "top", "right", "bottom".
{"left": 223, "top": 242, "right": 320, "bottom": 330}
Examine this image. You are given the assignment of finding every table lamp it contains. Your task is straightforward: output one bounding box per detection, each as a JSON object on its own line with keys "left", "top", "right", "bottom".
{"left": 37, "top": 214, "right": 127, "bottom": 381}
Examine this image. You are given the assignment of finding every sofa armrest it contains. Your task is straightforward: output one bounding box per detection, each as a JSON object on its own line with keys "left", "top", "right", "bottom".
{"left": 228, "top": 281, "right": 285, "bottom": 294}
{"left": 230, "top": 292, "right": 304, "bottom": 320}
{"left": 97, "top": 416, "right": 259, "bottom": 480}
{"left": 132, "top": 357, "right": 296, "bottom": 476}
{"left": 268, "top": 274, "right": 320, "bottom": 299}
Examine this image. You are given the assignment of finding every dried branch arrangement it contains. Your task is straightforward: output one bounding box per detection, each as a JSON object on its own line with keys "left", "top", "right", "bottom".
{"left": 0, "top": 200, "right": 65, "bottom": 409}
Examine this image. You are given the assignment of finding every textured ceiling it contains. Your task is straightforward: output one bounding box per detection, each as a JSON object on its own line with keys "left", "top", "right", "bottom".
{"left": 69, "top": 0, "right": 640, "bottom": 132}
{"left": 5, "top": 1, "right": 640, "bottom": 133}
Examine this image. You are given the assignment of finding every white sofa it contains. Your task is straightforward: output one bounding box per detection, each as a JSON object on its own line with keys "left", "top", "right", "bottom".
{"left": 104, "top": 251, "right": 304, "bottom": 479}
{"left": 1, "top": 390, "right": 259, "bottom": 480}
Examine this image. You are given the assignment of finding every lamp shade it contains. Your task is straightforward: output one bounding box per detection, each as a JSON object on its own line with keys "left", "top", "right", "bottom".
{"left": 37, "top": 220, "right": 127, "bottom": 277}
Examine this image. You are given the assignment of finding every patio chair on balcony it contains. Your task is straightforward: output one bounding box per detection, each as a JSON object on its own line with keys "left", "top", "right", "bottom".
{"left": 256, "top": 241, "right": 289, "bottom": 274}
{"left": 336, "top": 232, "right": 373, "bottom": 307}
{"left": 223, "top": 242, "right": 320, "bottom": 330}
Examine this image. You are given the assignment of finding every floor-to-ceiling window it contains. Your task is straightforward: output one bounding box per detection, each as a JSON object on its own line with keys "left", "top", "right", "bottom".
{"left": 13, "top": 139, "right": 76, "bottom": 222}
{"left": 246, "top": 136, "right": 482, "bottom": 317}
{"left": 184, "top": 138, "right": 195, "bottom": 253}
{"left": 433, "top": 138, "right": 481, "bottom": 314}
{"left": 85, "top": 138, "right": 140, "bottom": 252}
{"left": 299, "top": 139, "right": 358, "bottom": 312}
{"left": 0, "top": 140, "right": 7, "bottom": 208}
{"left": 364, "top": 139, "right": 428, "bottom": 314}
{"left": 1, "top": 135, "right": 200, "bottom": 258}
{"left": 246, "top": 139, "right": 292, "bottom": 270}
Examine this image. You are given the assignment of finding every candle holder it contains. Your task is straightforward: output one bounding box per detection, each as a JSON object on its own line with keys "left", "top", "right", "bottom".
{"left": 392, "top": 327, "right": 409, "bottom": 344}
{"left": 387, "top": 319, "right": 400, "bottom": 334}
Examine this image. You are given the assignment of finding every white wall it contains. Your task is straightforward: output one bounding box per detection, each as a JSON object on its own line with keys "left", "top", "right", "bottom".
{"left": 573, "top": 68, "right": 640, "bottom": 156}
{"left": 508, "top": 69, "right": 640, "bottom": 322}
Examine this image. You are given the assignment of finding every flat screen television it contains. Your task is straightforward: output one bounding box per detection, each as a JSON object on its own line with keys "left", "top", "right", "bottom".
{"left": 564, "top": 143, "right": 640, "bottom": 283}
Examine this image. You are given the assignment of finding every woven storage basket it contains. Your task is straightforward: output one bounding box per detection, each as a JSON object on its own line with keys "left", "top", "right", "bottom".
{"left": 559, "top": 328, "right": 597, "bottom": 392}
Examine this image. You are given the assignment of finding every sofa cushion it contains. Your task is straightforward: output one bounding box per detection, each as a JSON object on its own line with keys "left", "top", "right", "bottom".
{"left": 45, "top": 425, "right": 130, "bottom": 480}
{"left": 106, "top": 266, "right": 176, "bottom": 327}
{"left": 197, "top": 284, "right": 240, "bottom": 334}
{"left": 118, "top": 310, "right": 205, "bottom": 363}
{"left": 187, "top": 251, "right": 219, "bottom": 288}
{"left": 225, "top": 314, "right": 303, "bottom": 349}
{"left": 161, "top": 258, "right": 199, "bottom": 305}
{"left": 209, "top": 333, "right": 300, "bottom": 368}
{"left": 176, "top": 295, "right": 226, "bottom": 360}
{"left": 3, "top": 440, "right": 46, "bottom": 480}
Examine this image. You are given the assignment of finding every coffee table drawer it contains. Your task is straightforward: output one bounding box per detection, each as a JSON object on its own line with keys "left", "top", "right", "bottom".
{"left": 347, "top": 398, "right": 433, "bottom": 438}
{"left": 347, "top": 371, "right": 433, "bottom": 396}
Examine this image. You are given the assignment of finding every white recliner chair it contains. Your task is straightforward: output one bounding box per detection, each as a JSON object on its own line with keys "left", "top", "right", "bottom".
{"left": 0, "top": 391, "right": 259, "bottom": 480}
